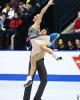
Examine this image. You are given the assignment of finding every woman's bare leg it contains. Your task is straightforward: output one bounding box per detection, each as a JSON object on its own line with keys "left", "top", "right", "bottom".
{"left": 40, "top": 44, "right": 53, "bottom": 55}
{"left": 33, "top": 39, "right": 62, "bottom": 60}
{"left": 29, "top": 54, "right": 37, "bottom": 77}
{"left": 24, "top": 54, "right": 38, "bottom": 87}
{"left": 40, "top": 44, "right": 62, "bottom": 60}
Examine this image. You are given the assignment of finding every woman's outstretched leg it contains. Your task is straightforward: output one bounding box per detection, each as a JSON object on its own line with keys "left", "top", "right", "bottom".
{"left": 24, "top": 54, "right": 38, "bottom": 87}
{"left": 40, "top": 44, "right": 62, "bottom": 60}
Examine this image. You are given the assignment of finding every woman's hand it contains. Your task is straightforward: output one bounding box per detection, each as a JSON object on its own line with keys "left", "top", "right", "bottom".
{"left": 48, "top": 0, "right": 54, "bottom": 6}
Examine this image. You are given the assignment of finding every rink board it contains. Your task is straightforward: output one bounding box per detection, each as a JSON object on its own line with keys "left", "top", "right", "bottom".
{"left": 0, "top": 51, "right": 80, "bottom": 100}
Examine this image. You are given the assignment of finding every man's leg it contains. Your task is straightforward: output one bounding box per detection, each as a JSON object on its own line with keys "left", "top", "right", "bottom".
{"left": 34, "top": 58, "right": 47, "bottom": 100}
{"left": 23, "top": 61, "right": 36, "bottom": 100}
{"left": 23, "top": 84, "right": 32, "bottom": 100}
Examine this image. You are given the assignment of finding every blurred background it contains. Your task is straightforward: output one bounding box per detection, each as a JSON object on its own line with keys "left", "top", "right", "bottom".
{"left": 0, "top": 0, "right": 80, "bottom": 50}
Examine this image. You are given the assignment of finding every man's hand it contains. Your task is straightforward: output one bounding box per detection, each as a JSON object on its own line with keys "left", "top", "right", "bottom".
{"left": 48, "top": 0, "right": 54, "bottom": 6}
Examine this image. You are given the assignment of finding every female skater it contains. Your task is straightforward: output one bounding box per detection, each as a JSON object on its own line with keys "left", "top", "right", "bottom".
{"left": 24, "top": 0, "right": 62, "bottom": 87}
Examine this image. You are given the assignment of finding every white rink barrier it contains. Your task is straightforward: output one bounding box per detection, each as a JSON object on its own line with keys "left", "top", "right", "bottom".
{"left": 0, "top": 51, "right": 80, "bottom": 81}
{"left": 0, "top": 51, "right": 80, "bottom": 100}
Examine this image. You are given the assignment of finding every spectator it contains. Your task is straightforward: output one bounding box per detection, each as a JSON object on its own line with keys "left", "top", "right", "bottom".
{"left": 73, "top": 11, "right": 80, "bottom": 33}
{"left": 8, "top": 7, "right": 15, "bottom": 19}
{"left": 3, "top": 15, "right": 10, "bottom": 30}
{"left": 0, "top": 24, "right": 6, "bottom": 49}
{"left": 9, "top": 12, "right": 27, "bottom": 50}
{"left": 2, "top": 3, "right": 10, "bottom": 14}
{"left": 75, "top": 38, "right": 80, "bottom": 50}
{"left": 0, "top": 13, "right": 7, "bottom": 30}
{"left": 18, "top": 2, "right": 26, "bottom": 16}
{"left": 25, "top": 2, "right": 32, "bottom": 11}
{"left": 57, "top": 38, "right": 66, "bottom": 50}
{"left": 9, "top": 12, "right": 23, "bottom": 30}
{"left": 66, "top": 40, "right": 76, "bottom": 50}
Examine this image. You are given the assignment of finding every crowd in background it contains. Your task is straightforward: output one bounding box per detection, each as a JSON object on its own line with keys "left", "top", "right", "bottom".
{"left": 56, "top": 38, "right": 80, "bottom": 51}
{"left": 0, "top": 0, "right": 44, "bottom": 50}
{"left": 0, "top": 0, "right": 80, "bottom": 51}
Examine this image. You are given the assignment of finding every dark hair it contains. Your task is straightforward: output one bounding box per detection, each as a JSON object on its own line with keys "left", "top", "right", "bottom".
{"left": 41, "top": 28, "right": 49, "bottom": 35}
{"left": 67, "top": 40, "right": 73, "bottom": 43}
